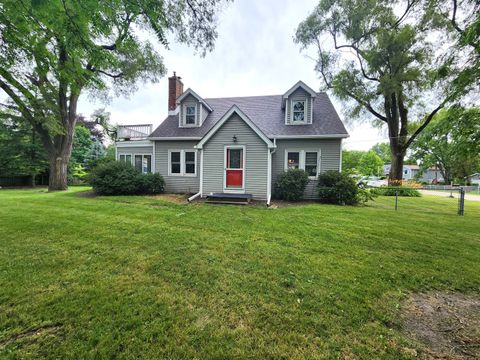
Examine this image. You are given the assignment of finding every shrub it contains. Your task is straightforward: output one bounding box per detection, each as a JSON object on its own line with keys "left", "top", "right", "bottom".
{"left": 138, "top": 172, "right": 165, "bottom": 194}
{"left": 274, "top": 169, "right": 309, "bottom": 201}
{"left": 89, "top": 160, "right": 165, "bottom": 195}
{"left": 370, "top": 187, "right": 421, "bottom": 197}
{"left": 317, "top": 170, "right": 360, "bottom": 205}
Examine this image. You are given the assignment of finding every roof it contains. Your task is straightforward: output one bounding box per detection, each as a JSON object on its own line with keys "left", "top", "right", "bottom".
{"left": 176, "top": 88, "right": 213, "bottom": 111}
{"left": 150, "top": 93, "right": 348, "bottom": 139}
{"left": 196, "top": 106, "right": 275, "bottom": 149}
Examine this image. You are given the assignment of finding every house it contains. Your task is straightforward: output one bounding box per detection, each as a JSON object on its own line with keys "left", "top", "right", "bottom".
{"left": 468, "top": 173, "right": 480, "bottom": 185}
{"left": 115, "top": 73, "right": 349, "bottom": 204}
{"left": 383, "top": 164, "right": 444, "bottom": 183}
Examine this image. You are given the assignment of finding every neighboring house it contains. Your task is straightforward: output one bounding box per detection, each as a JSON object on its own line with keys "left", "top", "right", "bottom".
{"left": 383, "top": 164, "right": 444, "bottom": 183}
{"left": 115, "top": 73, "right": 349, "bottom": 204}
{"left": 468, "top": 173, "right": 480, "bottom": 185}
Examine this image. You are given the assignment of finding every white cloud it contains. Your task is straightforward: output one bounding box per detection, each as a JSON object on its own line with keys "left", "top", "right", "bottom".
{"left": 78, "top": 0, "right": 382, "bottom": 150}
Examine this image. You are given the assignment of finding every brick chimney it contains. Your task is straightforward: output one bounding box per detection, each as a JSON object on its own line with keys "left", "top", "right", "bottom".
{"left": 168, "top": 72, "right": 183, "bottom": 112}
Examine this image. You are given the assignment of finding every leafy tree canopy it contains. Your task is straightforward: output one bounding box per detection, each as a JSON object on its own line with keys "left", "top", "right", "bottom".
{"left": 410, "top": 107, "right": 480, "bottom": 183}
{"left": 358, "top": 150, "right": 384, "bottom": 176}
{"left": 295, "top": 0, "right": 479, "bottom": 182}
{"left": 0, "top": 0, "right": 229, "bottom": 190}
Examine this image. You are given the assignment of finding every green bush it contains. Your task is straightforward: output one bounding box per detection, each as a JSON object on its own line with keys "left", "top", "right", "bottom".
{"left": 370, "top": 187, "right": 421, "bottom": 197}
{"left": 89, "top": 160, "right": 165, "bottom": 195}
{"left": 317, "top": 170, "right": 360, "bottom": 205}
{"left": 274, "top": 169, "right": 309, "bottom": 201}
{"left": 138, "top": 172, "right": 165, "bottom": 194}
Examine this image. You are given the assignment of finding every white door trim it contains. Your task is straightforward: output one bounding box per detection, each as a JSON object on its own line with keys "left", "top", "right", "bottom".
{"left": 223, "top": 145, "right": 246, "bottom": 193}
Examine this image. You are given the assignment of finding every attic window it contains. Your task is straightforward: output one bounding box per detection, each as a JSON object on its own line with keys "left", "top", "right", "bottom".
{"left": 185, "top": 105, "right": 196, "bottom": 125}
{"left": 292, "top": 100, "right": 305, "bottom": 122}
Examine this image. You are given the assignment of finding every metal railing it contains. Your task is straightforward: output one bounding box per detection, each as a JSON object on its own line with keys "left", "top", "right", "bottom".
{"left": 117, "top": 124, "right": 152, "bottom": 140}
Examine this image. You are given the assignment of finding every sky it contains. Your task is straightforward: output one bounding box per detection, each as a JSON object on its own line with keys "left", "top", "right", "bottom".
{"left": 78, "top": 0, "right": 389, "bottom": 151}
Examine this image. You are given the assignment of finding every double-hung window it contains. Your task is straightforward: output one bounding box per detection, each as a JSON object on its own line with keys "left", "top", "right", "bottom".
{"left": 184, "top": 105, "right": 196, "bottom": 125}
{"left": 285, "top": 150, "right": 320, "bottom": 179}
{"left": 305, "top": 152, "right": 318, "bottom": 177}
{"left": 292, "top": 100, "right": 305, "bottom": 122}
{"left": 169, "top": 150, "right": 196, "bottom": 176}
{"left": 287, "top": 152, "right": 300, "bottom": 169}
{"left": 134, "top": 154, "right": 152, "bottom": 173}
{"left": 119, "top": 154, "right": 132, "bottom": 164}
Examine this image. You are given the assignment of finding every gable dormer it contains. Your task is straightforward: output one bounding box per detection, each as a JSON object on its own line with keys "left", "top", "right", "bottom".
{"left": 177, "top": 88, "right": 212, "bottom": 128}
{"left": 282, "top": 81, "right": 317, "bottom": 125}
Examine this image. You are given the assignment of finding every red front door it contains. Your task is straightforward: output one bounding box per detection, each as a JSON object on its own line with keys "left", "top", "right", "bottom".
{"left": 226, "top": 147, "right": 243, "bottom": 188}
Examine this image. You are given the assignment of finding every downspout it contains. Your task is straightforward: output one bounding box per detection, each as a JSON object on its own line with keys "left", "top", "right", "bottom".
{"left": 266, "top": 138, "right": 277, "bottom": 206}
{"left": 188, "top": 147, "right": 203, "bottom": 202}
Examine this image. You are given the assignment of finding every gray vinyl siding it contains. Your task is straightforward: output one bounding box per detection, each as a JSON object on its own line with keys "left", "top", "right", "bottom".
{"left": 272, "top": 139, "right": 342, "bottom": 199}
{"left": 179, "top": 94, "right": 201, "bottom": 127}
{"left": 154, "top": 140, "right": 200, "bottom": 194}
{"left": 202, "top": 114, "right": 268, "bottom": 199}
{"left": 285, "top": 88, "right": 312, "bottom": 124}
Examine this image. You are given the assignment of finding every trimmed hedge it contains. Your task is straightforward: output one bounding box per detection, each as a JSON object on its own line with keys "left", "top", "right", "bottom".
{"left": 370, "top": 187, "right": 421, "bottom": 197}
{"left": 274, "top": 169, "right": 309, "bottom": 201}
{"left": 89, "top": 161, "right": 165, "bottom": 195}
{"left": 317, "top": 170, "right": 359, "bottom": 205}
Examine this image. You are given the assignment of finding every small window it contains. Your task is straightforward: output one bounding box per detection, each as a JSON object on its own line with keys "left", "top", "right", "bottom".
{"left": 292, "top": 100, "right": 305, "bottom": 122}
{"left": 287, "top": 152, "right": 300, "bottom": 169}
{"left": 170, "top": 151, "right": 181, "bottom": 174}
{"left": 143, "top": 155, "right": 151, "bottom": 173}
{"left": 135, "top": 155, "right": 143, "bottom": 172}
{"left": 185, "top": 151, "right": 196, "bottom": 175}
{"left": 119, "top": 154, "right": 132, "bottom": 164}
{"left": 134, "top": 155, "right": 151, "bottom": 173}
{"left": 185, "top": 105, "right": 196, "bottom": 125}
{"left": 305, "top": 152, "right": 318, "bottom": 177}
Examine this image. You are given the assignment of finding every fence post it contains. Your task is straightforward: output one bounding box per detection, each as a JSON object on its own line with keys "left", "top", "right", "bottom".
{"left": 395, "top": 190, "right": 398, "bottom": 211}
{"left": 458, "top": 188, "right": 465, "bottom": 216}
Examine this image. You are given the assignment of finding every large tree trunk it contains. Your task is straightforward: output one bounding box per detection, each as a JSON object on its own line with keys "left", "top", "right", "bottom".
{"left": 389, "top": 138, "right": 406, "bottom": 185}
{"left": 46, "top": 92, "right": 79, "bottom": 191}
{"left": 48, "top": 153, "right": 70, "bottom": 191}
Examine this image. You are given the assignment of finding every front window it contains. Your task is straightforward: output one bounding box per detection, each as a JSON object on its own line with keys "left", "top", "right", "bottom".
{"left": 305, "top": 152, "right": 318, "bottom": 177}
{"left": 285, "top": 150, "right": 320, "bottom": 178}
{"left": 185, "top": 105, "right": 196, "bottom": 125}
{"left": 134, "top": 155, "right": 152, "bottom": 173}
{"left": 119, "top": 154, "right": 132, "bottom": 164}
{"left": 169, "top": 150, "right": 197, "bottom": 176}
{"left": 292, "top": 100, "right": 305, "bottom": 122}
{"left": 170, "top": 151, "right": 181, "bottom": 174}
{"left": 185, "top": 151, "right": 196, "bottom": 175}
{"left": 287, "top": 152, "right": 300, "bottom": 169}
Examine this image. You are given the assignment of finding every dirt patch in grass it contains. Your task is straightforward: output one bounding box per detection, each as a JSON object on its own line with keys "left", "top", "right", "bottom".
{"left": 0, "top": 324, "right": 62, "bottom": 348}
{"left": 148, "top": 193, "right": 189, "bottom": 204}
{"left": 402, "top": 291, "right": 480, "bottom": 359}
{"left": 75, "top": 189, "right": 97, "bottom": 198}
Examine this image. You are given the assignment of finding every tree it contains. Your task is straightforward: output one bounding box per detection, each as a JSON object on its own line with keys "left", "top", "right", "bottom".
{"left": 0, "top": 114, "right": 48, "bottom": 186}
{"left": 342, "top": 150, "right": 365, "bottom": 174}
{"left": 295, "top": 0, "right": 478, "bottom": 183}
{"left": 71, "top": 126, "right": 94, "bottom": 169}
{"left": 0, "top": 0, "right": 228, "bottom": 190}
{"left": 370, "top": 143, "right": 390, "bottom": 164}
{"left": 358, "top": 150, "right": 384, "bottom": 176}
{"left": 411, "top": 107, "right": 480, "bottom": 184}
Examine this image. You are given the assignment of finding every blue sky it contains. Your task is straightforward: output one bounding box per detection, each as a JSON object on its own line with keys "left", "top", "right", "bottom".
{"left": 78, "top": 0, "right": 387, "bottom": 150}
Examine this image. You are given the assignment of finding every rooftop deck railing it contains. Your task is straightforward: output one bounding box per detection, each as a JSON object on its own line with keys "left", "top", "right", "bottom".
{"left": 117, "top": 124, "right": 152, "bottom": 140}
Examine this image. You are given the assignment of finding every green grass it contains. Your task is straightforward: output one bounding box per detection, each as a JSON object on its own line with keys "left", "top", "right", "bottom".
{"left": 0, "top": 188, "right": 479, "bottom": 359}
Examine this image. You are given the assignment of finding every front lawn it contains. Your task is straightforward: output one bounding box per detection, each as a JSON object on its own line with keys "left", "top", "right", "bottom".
{"left": 0, "top": 188, "right": 479, "bottom": 358}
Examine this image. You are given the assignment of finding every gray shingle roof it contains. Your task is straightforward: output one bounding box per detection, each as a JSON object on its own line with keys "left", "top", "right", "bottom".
{"left": 149, "top": 93, "right": 348, "bottom": 139}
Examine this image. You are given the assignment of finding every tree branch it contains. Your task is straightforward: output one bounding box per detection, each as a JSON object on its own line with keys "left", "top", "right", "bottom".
{"left": 405, "top": 101, "right": 447, "bottom": 149}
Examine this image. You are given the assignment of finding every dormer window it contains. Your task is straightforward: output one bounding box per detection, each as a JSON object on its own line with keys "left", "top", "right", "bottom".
{"left": 185, "top": 105, "right": 196, "bottom": 125}
{"left": 292, "top": 100, "right": 305, "bottom": 122}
